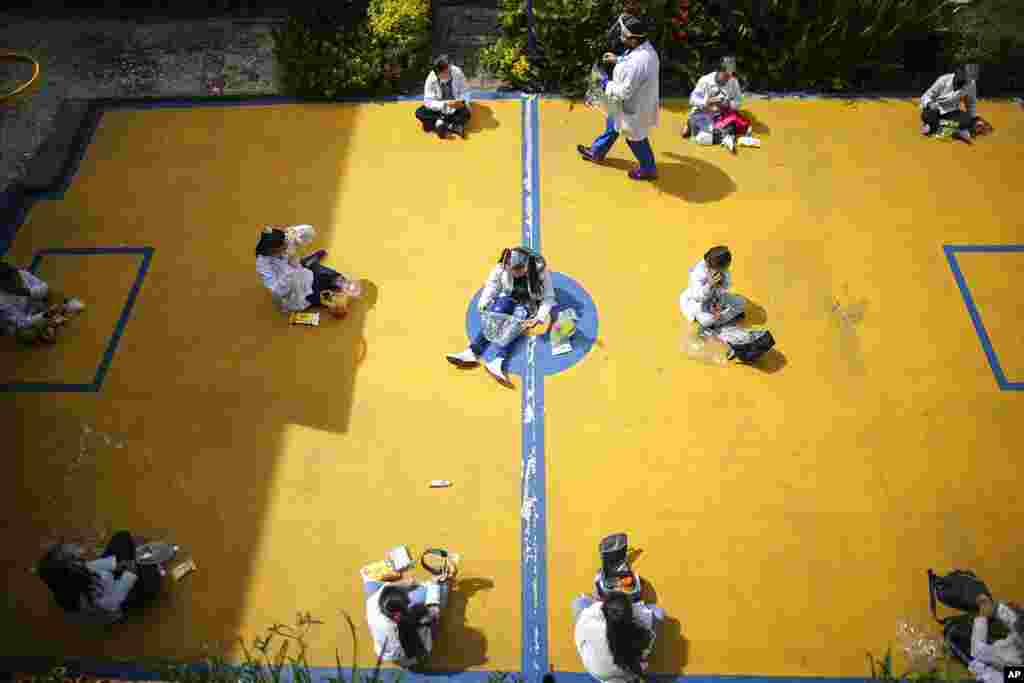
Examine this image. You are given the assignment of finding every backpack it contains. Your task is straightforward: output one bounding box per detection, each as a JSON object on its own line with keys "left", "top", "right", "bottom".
{"left": 717, "top": 328, "right": 775, "bottom": 363}
{"left": 928, "top": 569, "right": 992, "bottom": 623}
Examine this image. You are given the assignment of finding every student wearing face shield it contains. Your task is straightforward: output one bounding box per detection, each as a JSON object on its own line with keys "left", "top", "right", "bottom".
{"left": 416, "top": 54, "right": 472, "bottom": 139}
{"left": 576, "top": 16, "right": 660, "bottom": 181}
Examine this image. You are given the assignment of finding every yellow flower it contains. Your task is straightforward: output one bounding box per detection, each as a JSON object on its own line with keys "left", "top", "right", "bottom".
{"left": 511, "top": 55, "right": 531, "bottom": 80}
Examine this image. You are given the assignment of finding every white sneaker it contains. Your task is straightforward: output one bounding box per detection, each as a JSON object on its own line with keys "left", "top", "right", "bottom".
{"left": 63, "top": 298, "right": 85, "bottom": 313}
{"left": 446, "top": 348, "right": 478, "bottom": 366}
{"left": 738, "top": 136, "right": 761, "bottom": 148}
{"left": 484, "top": 356, "right": 509, "bottom": 384}
{"left": 722, "top": 135, "right": 736, "bottom": 153}
{"left": 694, "top": 131, "right": 714, "bottom": 146}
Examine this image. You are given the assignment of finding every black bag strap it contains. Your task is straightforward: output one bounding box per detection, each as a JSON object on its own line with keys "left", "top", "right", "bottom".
{"left": 421, "top": 548, "right": 449, "bottom": 575}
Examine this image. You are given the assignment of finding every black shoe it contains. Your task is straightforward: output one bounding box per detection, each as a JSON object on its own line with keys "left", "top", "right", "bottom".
{"left": 300, "top": 250, "right": 327, "bottom": 268}
{"left": 436, "top": 122, "right": 449, "bottom": 139}
{"left": 450, "top": 123, "right": 466, "bottom": 138}
{"left": 577, "top": 144, "right": 599, "bottom": 162}
{"left": 421, "top": 120, "right": 433, "bottom": 132}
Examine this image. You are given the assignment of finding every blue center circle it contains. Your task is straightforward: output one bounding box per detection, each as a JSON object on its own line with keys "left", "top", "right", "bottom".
{"left": 465, "top": 272, "right": 599, "bottom": 378}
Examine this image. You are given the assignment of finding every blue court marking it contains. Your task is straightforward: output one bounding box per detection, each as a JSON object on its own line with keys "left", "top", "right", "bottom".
{"left": 1, "top": 247, "right": 153, "bottom": 393}
{"left": 519, "top": 93, "right": 549, "bottom": 683}
{"left": 463, "top": 273, "right": 599, "bottom": 377}
{"left": 943, "top": 244, "right": 1024, "bottom": 391}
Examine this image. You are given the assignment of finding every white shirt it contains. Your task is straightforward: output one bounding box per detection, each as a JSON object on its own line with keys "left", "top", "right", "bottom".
{"left": 255, "top": 224, "right": 316, "bottom": 313}
{"left": 689, "top": 71, "right": 743, "bottom": 114}
{"left": 969, "top": 603, "right": 1023, "bottom": 683}
{"left": 423, "top": 65, "right": 471, "bottom": 113}
{"left": 605, "top": 41, "right": 660, "bottom": 140}
{"left": 478, "top": 264, "right": 557, "bottom": 323}
{"left": 0, "top": 268, "right": 48, "bottom": 335}
{"left": 575, "top": 601, "right": 657, "bottom": 683}
{"left": 70, "top": 556, "right": 139, "bottom": 626}
{"left": 920, "top": 73, "right": 977, "bottom": 117}
{"left": 365, "top": 584, "right": 433, "bottom": 667}
{"left": 679, "top": 258, "right": 732, "bottom": 322}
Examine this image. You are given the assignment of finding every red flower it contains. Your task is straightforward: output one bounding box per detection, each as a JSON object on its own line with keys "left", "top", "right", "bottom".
{"left": 671, "top": 15, "right": 682, "bottom": 24}
{"left": 680, "top": 0, "right": 689, "bottom": 7}
{"left": 679, "top": 31, "right": 688, "bottom": 40}
{"left": 680, "top": 9, "right": 689, "bottom": 20}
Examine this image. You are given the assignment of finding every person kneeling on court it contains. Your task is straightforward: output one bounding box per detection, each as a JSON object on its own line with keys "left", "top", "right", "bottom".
{"left": 36, "top": 532, "right": 162, "bottom": 626}
{"left": 574, "top": 590, "right": 665, "bottom": 682}
{"left": 680, "top": 246, "right": 745, "bottom": 330}
{"left": 363, "top": 563, "right": 457, "bottom": 668}
{"left": 0, "top": 261, "right": 85, "bottom": 344}
{"left": 416, "top": 54, "right": 471, "bottom": 139}
{"left": 920, "top": 64, "right": 982, "bottom": 143}
{"left": 255, "top": 225, "right": 353, "bottom": 315}
{"left": 683, "top": 56, "right": 754, "bottom": 154}
{"left": 446, "top": 246, "right": 556, "bottom": 385}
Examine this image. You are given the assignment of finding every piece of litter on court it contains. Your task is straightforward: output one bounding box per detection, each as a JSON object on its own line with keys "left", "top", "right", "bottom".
{"left": 429, "top": 480, "right": 452, "bottom": 488}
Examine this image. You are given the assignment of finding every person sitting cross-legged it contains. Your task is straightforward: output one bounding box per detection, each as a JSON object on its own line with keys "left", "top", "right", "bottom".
{"left": 683, "top": 56, "right": 754, "bottom": 154}
{"left": 415, "top": 54, "right": 472, "bottom": 139}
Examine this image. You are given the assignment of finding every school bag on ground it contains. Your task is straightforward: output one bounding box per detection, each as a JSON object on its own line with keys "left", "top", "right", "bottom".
{"left": 929, "top": 569, "right": 992, "bottom": 621}
{"left": 715, "top": 326, "right": 776, "bottom": 363}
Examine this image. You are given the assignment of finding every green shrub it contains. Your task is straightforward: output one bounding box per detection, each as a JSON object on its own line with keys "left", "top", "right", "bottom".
{"left": 946, "top": 0, "right": 1024, "bottom": 93}
{"left": 273, "top": 0, "right": 431, "bottom": 99}
{"left": 484, "top": 0, "right": 963, "bottom": 95}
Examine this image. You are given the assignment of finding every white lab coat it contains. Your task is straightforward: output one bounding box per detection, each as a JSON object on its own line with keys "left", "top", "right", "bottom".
{"left": 575, "top": 601, "right": 658, "bottom": 683}
{"left": 68, "top": 556, "right": 139, "bottom": 626}
{"left": 365, "top": 584, "right": 434, "bottom": 668}
{"left": 679, "top": 258, "right": 744, "bottom": 328}
{"left": 255, "top": 224, "right": 316, "bottom": 313}
{"left": 0, "top": 268, "right": 48, "bottom": 335}
{"left": 689, "top": 71, "right": 743, "bottom": 114}
{"left": 478, "top": 264, "right": 557, "bottom": 324}
{"left": 921, "top": 73, "right": 977, "bottom": 117}
{"left": 605, "top": 41, "right": 659, "bottom": 141}
{"left": 968, "top": 603, "right": 1023, "bottom": 683}
{"left": 423, "top": 65, "right": 472, "bottom": 115}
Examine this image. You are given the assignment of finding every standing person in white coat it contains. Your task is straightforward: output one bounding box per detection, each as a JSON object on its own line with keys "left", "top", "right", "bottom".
{"left": 446, "top": 246, "right": 556, "bottom": 386}
{"left": 920, "top": 64, "right": 980, "bottom": 143}
{"left": 966, "top": 595, "right": 1024, "bottom": 683}
{"left": 574, "top": 590, "right": 665, "bottom": 682}
{"left": 577, "top": 16, "right": 660, "bottom": 180}
{"left": 254, "top": 225, "right": 349, "bottom": 314}
{"left": 415, "top": 55, "right": 472, "bottom": 139}
{"left": 679, "top": 246, "right": 745, "bottom": 329}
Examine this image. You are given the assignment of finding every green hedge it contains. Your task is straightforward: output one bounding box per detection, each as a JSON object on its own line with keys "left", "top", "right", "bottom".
{"left": 480, "top": 0, "right": 1023, "bottom": 96}
{"left": 273, "top": 0, "right": 431, "bottom": 98}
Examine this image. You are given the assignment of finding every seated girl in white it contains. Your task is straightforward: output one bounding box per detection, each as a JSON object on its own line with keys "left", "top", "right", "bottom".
{"left": 254, "top": 225, "right": 350, "bottom": 313}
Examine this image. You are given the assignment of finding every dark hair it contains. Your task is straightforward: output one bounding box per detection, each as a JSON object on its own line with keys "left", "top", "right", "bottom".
{"left": 499, "top": 247, "right": 547, "bottom": 301}
{"left": 704, "top": 245, "right": 732, "bottom": 270}
{"left": 379, "top": 586, "right": 431, "bottom": 663}
{"left": 0, "top": 262, "right": 30, "bottom": 296}
{"left": 255, "top": 229, "right": 287, "bottom": 257}
{"left": 36, "top": 544, "right": 101, "bottom": 613}
{"left": 602, "top": 591, "right": 651, "bottom": 677}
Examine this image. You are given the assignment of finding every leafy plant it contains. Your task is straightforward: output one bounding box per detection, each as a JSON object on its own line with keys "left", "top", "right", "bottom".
{"left": 273, "top": 0, "right": 430, "bottom": 99}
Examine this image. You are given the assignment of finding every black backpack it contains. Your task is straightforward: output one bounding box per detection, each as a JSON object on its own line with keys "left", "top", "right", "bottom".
{"left": 928, "top": 569, "right": 991, "bottom": 623}
{"left": 728, "top": 330, "right": 775, "bottom": 363}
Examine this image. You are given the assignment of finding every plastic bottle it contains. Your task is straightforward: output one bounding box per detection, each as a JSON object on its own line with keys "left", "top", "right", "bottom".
{"left": 683, "top": 325, "right": 731, "bottom": 365}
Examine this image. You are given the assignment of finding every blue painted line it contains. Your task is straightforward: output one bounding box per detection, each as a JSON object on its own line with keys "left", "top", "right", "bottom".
{"left": 943, "top": 244, "right": 1024, "bottom": 391}
{"left": 520, "top": 93, "right": 549, "bottom": 683}
{"left": 1, "top": 247, "right": 153, "bottom": 393}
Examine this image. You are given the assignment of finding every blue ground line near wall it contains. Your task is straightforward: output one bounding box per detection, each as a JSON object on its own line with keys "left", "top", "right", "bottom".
{"left": 519, "top": 93, "right": 549, "bottom": 683}
{"left": 0, "top": 247, "right": 153, "bottom": 393}
{"left": 943, "top": 244, "right": 1024, "bottom": 391}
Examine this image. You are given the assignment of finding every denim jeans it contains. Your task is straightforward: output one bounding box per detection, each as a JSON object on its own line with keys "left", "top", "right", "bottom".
{"left": 471, "top": 295, "right": 531, "bottom": 358}
{"left": 625, "top": 138, "right": 656, "bottom": 172}
{"left": 590, "top": 114, "right": 620, "bottom": 160}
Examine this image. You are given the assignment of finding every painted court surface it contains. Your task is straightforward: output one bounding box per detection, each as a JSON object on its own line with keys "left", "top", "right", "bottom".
{"left": 1, "top": 96, "right": 1022, "bottom": 679}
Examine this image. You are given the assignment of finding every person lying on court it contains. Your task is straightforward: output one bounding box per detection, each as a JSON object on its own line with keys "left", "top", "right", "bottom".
{"left": 446, "top": 246, "right": 556, "bottom": 385}
{"left": 965, "top": 594, "right": 1024, "bottom": 683}
{"left": 679, "top": 246, "right": 745, "bottom": 329}
{"left": 416, "top": 54, "right": 471, "bottom": 139}
{"left": 363, "top": 558, "right": 458, "bottom": 668}
{"left": 573, "top": 590, "right": 665, "bottom": 682}
{"left": 35, "top": 532, "right": 162, "bottom": 626}
{"left": 920, "top": 64, "right": 985, "bottom": 143}
{"left": 0, "top": 261, "right": 85, "bottom": 344}
{"left": 683, "top": 56, "right": 754, "bottom": 154}
{"left": 255, "top": 225, "right": 353, "bottom": 315}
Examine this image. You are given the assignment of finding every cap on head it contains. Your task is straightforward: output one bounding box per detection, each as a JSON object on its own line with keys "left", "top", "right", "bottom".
{"left": 619, "top": 15, "right": 648, "bottom": 39}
